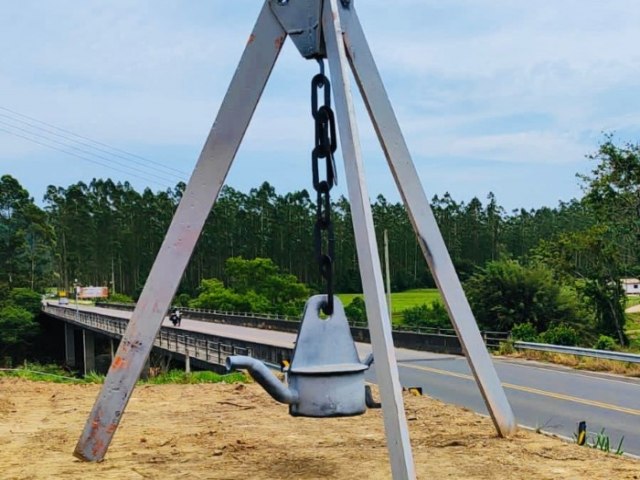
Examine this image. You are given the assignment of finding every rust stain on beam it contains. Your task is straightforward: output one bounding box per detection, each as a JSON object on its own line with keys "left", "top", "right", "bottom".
{"left": 111, "top": 356, "right": 126, "bottom": 370}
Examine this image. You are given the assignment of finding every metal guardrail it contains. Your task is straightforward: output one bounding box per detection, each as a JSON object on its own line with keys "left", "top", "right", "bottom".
{"left": 42, "top": 304, "right": 251, "bottom": 366}
{"left": 185, "top": 306, "right": 297, "bottom": 322}
{"left": 393, "top": 325, "right": 509, "bottom": 348}
{"left": 97, "top": 302, "right": 508, "bottom": 348}
{"left": 514, "top": 341, "right": 640, "bottom": 364}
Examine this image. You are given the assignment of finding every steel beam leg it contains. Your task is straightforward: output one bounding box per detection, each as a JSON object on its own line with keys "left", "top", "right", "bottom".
{"left": 337, "top": 3, "right": 516, "bottom": 437}
{"left": 82, "top": 330, "right": 95, "bottom": 376}
{"left": 65, "top": 323, "right": 76, "bottom": 368}
{"left": 323, "top": 1, "right": 415, "bottom": 478}
{"left": 74, "top": 3, "right": 286, "bottom": 461}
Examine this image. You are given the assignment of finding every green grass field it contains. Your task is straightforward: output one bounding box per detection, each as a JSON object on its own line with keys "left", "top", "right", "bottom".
{"left": 626, "top": 311, "right": 640, "bottom": 348}
{"left": 625, "top": 296, "right": 640, "bottom": 349}
{"left": 626, "top": 295, "right": 640, "bottom": 309}
{"left": 338, "top": 288, "right": 441, "bottom": 323}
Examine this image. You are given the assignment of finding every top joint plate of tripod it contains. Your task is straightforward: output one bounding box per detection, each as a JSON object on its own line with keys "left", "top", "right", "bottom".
{"left": 269, "top": 0, "right": 327, "bottom": 59}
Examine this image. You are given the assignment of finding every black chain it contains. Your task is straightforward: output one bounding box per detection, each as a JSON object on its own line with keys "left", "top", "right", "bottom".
{"left": 311, "top": 61, "right": 337, "bottom": 315}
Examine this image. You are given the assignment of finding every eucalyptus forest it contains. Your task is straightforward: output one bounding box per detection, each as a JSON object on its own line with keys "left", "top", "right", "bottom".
{"left": 1, "top": 136, "right": 640, "bottom": 356}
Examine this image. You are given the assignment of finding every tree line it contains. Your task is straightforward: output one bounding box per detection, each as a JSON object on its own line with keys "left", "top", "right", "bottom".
{"left": 0, "top": 177, "right": 596, "bottom": 296}
{"left": 1, "top": 135, "right": 639, "bottom": 349}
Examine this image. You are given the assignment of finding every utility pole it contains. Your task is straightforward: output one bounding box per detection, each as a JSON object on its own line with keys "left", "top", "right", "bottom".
{"left": 111, "top": 257, "right": 116, "bottom": 295}
{"left": 74, "top": 278, "right": 79, "bottom": 321}
{"left": 384, "top": 229, "right": 392, "bottom": 321}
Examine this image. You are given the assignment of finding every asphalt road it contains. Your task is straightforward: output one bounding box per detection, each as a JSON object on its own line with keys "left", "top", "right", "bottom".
{"left": 59, "top": 303, "right": 640, "bottom": 456}
{"left": 386, "top": 355, "right": 640, "bottom": 456}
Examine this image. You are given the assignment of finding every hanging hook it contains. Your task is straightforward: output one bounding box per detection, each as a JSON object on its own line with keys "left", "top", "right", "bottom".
{"left": 316, "top": 58, "right": 325, "bottom": 78}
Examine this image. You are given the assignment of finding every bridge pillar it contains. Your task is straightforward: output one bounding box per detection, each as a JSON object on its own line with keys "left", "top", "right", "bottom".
{"left": 185, "top": 354, "right": 191, "bottom": 373}
{"left": 109, "top": 339, "right": 115, "bottom": 361}
{"left": 83, "top": 330, "right": 96, "bottom": 376}
{"left": 65, "top": 323, "right": 76, "bottom": 367}
{"left": 139, "top": 356, "right": 151, "bottom": 381}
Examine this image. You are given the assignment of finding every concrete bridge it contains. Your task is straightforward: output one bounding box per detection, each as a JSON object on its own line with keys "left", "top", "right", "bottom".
{"left": 43, "top": 300, "right": 490, "bottom": 377}
{"left": 42, "top": 302, "right": 291, "bottom": 375}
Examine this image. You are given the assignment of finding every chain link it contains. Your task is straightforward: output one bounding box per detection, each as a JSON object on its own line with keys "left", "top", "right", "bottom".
{"left": 311, "top": 62, "right": 337, "bottom": 315}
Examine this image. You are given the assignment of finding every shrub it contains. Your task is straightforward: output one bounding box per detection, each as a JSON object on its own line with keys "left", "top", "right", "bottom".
{"left": 510, "top": 322, "right": 539, "bottom": 342}
{"left": 593, "top": 335, "right": 618, "bottom": 351}
{"left": 539, "top": 324, "right": 578, "bottom": 346}
{"left": 498, "top": 340, "right": 515, "bottom": 355}
{"left": 0, "top": 305, "right": 39, "bottom": 349}
{"left": 0, "top": 307, "right": 39, "bottom": 362}
{"left": 176, "top": 293, "right": 191, "bottom": 307}
{"left": 402, "top": 304, "right": 428, "bottom": 325}
{"left": 108, "top": 292, "right": 134, "bottom": 304}
{"left": 402, "top": 301, "right": 450, "bottom": 329}
{"left": 344, "top": 297, "right": 367, "bottom": 324}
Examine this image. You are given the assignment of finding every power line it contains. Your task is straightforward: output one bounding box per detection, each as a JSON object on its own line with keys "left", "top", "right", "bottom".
{"left": 0, "top": 119, "right": 183, "bottom": 187}
{"left": 0, "top": 105, "right": 190, "bottom": 177}
{"left": 0, "top": 126, "right": 176, "bottom": 190}
{"left": 0, "top": 111, "right": 187, "bottom": 183}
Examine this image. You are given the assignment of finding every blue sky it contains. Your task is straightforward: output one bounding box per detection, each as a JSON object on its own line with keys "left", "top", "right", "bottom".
{"left": 2, "top": 0, "right": 640, "bottom": 211}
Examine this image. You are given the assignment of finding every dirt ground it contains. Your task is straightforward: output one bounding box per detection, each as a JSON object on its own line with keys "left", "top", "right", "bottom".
{"left": 1, "top": 378, "right": 638, "bottom": 480}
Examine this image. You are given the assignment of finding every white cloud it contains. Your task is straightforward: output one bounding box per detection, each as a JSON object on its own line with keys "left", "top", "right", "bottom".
{"left": 2, "top": 0, "right": 640, "bottom": 210}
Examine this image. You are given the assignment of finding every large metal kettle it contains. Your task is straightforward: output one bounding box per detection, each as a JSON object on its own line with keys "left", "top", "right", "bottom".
{"left": 226, "top": 295, "right": 376, "bottom": 417}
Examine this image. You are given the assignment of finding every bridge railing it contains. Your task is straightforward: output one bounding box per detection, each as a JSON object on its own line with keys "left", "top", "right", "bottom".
{"left": 43, "top": 304, "right": 254, "bottom": 367}
{"left": 96, "top": 301, "right": 508, "bottom": 348}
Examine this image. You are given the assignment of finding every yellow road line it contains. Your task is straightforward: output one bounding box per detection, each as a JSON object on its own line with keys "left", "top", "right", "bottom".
{"left": 402, "top": 363, "right": 640, "bottom": 416}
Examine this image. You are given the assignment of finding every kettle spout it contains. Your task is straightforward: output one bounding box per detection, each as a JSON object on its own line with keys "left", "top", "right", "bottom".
{"left": 226, "top": 355, "right": 299, "bottom": 405}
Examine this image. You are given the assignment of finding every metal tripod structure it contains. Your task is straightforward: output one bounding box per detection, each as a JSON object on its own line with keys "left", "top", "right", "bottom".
{"left": 75, "top": 1, "right": 516, "bottom": 478}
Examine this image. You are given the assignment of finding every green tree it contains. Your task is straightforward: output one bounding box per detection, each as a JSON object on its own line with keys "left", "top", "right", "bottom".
{"left": 564, "top": 135, "right": 640, "bottom": 344}
{"left": 0, "top": 304, "right": 39, "bottom": 360}
{"left": 580, "top": 135, "right": 640, "bottom": 265}
{"left": 0, "top": 176, "right": 53, "bottom": 290}
{"left": 189, "top": 278, "right": 271, "bottom": 313}
{"left": 536, "top": 225, "right": 627, "bottom": 344}
{"left": 190, "top": 258, "right": 309, "bottom": 316}
{"left": 8, "top": 288, "right": 42, "bottom": 316}
{"left": 225, "top": 257, "right": 308, "bottom": 313}
{"left": 465, "top": 259, "right": 579, "bottom": 333}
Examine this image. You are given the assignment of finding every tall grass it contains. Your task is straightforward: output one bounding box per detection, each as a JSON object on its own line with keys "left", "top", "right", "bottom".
{"left": 510, "top": 350, "right": 640, "bottom": 377}
{"left": 0, "top": 362, "right": 82, "bottom": 383}
{"left": 144, "top": 370, "right": 247, "bottom": 385}
{"left": 0, "top": 363, "right": 248, "bottom": 385}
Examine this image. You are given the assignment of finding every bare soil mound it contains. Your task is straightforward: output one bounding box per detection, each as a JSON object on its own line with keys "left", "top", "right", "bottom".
{"left": 0, "top": 378, "right": 638, "bottom": 479}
